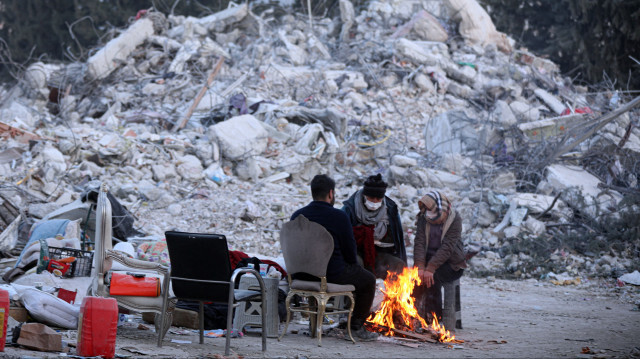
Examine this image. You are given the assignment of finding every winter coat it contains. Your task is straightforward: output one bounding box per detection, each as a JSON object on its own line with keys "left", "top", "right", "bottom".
{"left": 342, "top": 193, "right": 407, "bottom": 264}
{"left": 414, "top": 210, "right": 466, "bottom": 273}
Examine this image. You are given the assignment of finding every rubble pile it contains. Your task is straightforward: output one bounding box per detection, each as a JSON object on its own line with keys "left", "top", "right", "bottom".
{"left": 1, "top": 0, "right": 639, "bottom": 284}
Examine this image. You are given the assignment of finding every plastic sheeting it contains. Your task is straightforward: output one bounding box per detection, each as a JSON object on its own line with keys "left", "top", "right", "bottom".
{"left": 12, "top": 284, "right": 80, "bottom": 329}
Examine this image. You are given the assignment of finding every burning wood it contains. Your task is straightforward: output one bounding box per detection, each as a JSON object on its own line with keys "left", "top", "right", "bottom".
{"left": 365, "top": 323, "right": 437, "bottom": 343}
{"left": 366, "top": 267, "right": 463, "bottom": 344}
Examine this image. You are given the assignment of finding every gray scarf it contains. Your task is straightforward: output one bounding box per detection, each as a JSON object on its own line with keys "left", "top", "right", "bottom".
{"left": 354, "top": 190, "right": 389, "bottom": 241}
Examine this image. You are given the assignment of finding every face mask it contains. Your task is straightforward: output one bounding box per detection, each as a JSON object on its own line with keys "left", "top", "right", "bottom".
{"left": 425, "top": 208, "right": 440, "bottom": 222}
{"left": 365, "top": 200, "right": 382, "bottom": 211}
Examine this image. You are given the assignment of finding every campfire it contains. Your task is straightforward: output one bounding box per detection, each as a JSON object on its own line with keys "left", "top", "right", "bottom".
{"left": 366, "top": 267, "right": 462, "bottom": 344}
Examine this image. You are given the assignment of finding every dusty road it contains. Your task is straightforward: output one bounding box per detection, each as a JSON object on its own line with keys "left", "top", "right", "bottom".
{"left": 2, "top": 277, "right": 638, "bottom": 358}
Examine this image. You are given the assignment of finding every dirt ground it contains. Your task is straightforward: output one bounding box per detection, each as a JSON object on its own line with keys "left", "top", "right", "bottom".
{"left": 2, "top": 276, "right": 639, "bottom": 359}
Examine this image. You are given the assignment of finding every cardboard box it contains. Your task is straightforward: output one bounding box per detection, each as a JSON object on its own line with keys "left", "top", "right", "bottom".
{"left": 10, "top": 306, "right": 28, "bottom": 322}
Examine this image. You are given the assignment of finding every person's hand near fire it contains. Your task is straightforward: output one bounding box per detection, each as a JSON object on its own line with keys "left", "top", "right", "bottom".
{"left": 418, "top": 268, "right": 435, "bottom": 288}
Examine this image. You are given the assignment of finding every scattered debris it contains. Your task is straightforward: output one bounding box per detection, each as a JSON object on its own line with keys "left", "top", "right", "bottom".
{"left": 0, "top": 0, "right": 638, "bottom": 330}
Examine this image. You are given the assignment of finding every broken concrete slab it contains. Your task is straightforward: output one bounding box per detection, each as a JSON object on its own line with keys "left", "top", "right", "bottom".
{"left": 152, "top": 163, "right": 178, "bottom": 182}
{"left": 196, "top": 3, "right": 248, "bottom": 32}
{"left": 235, "top": 157, "right": 262, "bottom": 181}
{"left": 176, "top": 155, "right": 204, "bottom": 181}
{"left": 87, "top": 17, "right": 156, "bottom": 80}
{"left": 476, "top": 201, "right": 497, "bottom": 227}
{"left": 514, "top": 49, "right": 560, "bottom": 74}
{"left": 392, "top": 10, "right": 448, "bottom": 42}
{"left": 23, "top": 62, "right": 48, "bottom": 91}
{"left": 278, "top": 31, "right": 307, "bottom": 66}
{"left": 444, "top": 0, "right": 512, "bottom": 53}
{"left": 168, "top": 40, "right": 200, "bottom": 74}
{"left": 443, "top": 62, "right": 477, "bottom": 87}
{"left": 414, "top": 73, "right": 437, "bottom": 93}
{"left": 0, "top": 216, "right": 20, "bottom": 253}
{"left": 546, "top": 164, "right": 622, "bottom": 216}
{"left": 518, "top": 113, "right": 586, "bottom": 140}
{"left": 425, "top": 168, "right": 470, "bottom": 190}
{"left": 546, "top": 164, "right": 618, "bottom": 201}
{"left": 447, "top": 81, "right": 475, "bottom": 99}
{"left": 424, "top": 111, "right": 463, "bottom": 155}
{"left": 493, "top": 100, "right": 517, "bottom": 126}
{"left": 0, "top": 148, "right": 24, "bottom": 164}
{"left": 339, "top": 0, "right": 356, "bottom": 42}
{"left": 387, "top": 165, "right": 429, "bottom": 188}
{"left": 492, "top": 171, "right": 517, "bottom": 193}
{"left": 40, "top": 144, "right": 67, "bottom": 182}
{"left": 208, "top": 114, "right": 269, "bottom": 160}
{"left": 511, "top": 192, "right": 568, "bottom": 215}
{"left": 440, "top": 153, "right": 472, "bottom": 176}
{"left": 525, "top": 216, "right": 546, "bottom": 235}
{"left": 391, "top": 155, "right": 417, "bottom": 168}
{"left": 323, "top": 70, "right": 368, "bottom": 92}
{"left": 534, "top": 88, "right": 565, "bottom": 115}
{"left": 294, "top": 124, "right": 324, "bottom": 156}
{"left": 0, "top": 101, "right": 38, "bottom": 129}
{"left": 510, "top": 100, "right": 540, "bottom": 122}
{"left": 395, "top": 38, "right": 449, "bottom": 66}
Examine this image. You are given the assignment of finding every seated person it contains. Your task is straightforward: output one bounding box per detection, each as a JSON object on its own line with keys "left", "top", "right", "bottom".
{"left": 290, "top": 174, "right": 378, "bottom": 341}
{"left": 342, "top": 174, "right": 407, "bottom": 279}
{"left": 413, "top": 190, "right": 466, "bottom": 322}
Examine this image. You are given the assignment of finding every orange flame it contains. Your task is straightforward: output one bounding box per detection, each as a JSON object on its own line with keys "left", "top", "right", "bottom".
{"left": 366, "top": 267, "right": 457, "bottom": 343}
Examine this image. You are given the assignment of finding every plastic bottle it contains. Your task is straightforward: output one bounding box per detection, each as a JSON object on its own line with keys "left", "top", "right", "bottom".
{"left": 0, "top": 288, "right": 9, "bottom": 352}
{"left": 77, "top": 296, "right": 118, "bottom": 358}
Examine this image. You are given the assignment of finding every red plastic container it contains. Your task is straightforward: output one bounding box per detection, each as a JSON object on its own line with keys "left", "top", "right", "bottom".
{"left": 0, "top": 289, "right": 8, "bottom": 352}
{"left": 77, "top": 296, "right": 118, "bottom": 358}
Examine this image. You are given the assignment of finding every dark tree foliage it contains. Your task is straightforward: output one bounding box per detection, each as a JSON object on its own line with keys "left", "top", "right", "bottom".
{"left": 0, "top": 0, "right": 231, "bottom": 82}
{"left": 481, "top": 0, "right": 640, "bottom": 89}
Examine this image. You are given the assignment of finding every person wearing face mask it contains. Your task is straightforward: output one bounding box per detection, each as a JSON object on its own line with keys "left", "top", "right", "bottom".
{"left": 412, "top": 190, "right": 468, "bottom": 323}
{"left": 342, "top": 174, "right": 407, "bottom": 279}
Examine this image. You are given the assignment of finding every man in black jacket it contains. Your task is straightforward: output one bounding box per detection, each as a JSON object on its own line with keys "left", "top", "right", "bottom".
{"left": 291, "top": 174, "right": 377, "bottom": 341}
{"left": 342, "top": 174, "right": 407, "bottom": 279}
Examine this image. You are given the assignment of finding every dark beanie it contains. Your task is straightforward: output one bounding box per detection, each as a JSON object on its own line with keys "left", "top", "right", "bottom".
{"left": 362, "top": 174, "right": 387, "bottom": 198}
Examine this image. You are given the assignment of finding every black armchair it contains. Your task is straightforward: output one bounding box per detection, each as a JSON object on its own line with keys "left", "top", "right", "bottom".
{"left": 159, "top": 231, "right": 267, "bottom": 355}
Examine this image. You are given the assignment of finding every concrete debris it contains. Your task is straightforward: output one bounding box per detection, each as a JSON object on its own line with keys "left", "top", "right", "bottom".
{"left": 395, "top": 38, "right": 449, "bottom": 67}
{"left": 209, "top": 114, "right": 269, "bottom": 160}
{"left": 618, "top": 270, "right": 640, "bottom": 286}
{"left": 534, "top": 88, "right": 565, "bottom": 115}
{"left": 444, "top": 0, "right": 513, "bottom": 53}
{"left": 510, "top": 100, "right": 540, "bottom": 122}
{"left": 546, "top": 164, "right": 622, "bottom": 216}
{"left": 518, "top": 113, "right": 587, "bottom": 140}
{"left": 87, "top": 17, "right": 157, "bottom": 80}
{"left": 493, "top": 100, "right": 517, "bottom": 127}
{"left": 392, "top": 10, "right": 448, "bottom": 42}
{"left": 524, "top": 216, "right": 546, "bottom": 236}
{"left": 0, "top": 0, "right": 638, "bottom": 292}
{"left": 339, "top": 0, "right": 356, "bottom": 42}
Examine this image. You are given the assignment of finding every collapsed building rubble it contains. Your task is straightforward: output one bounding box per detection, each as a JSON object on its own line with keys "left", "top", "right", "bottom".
{"left": 0, "top": 0, "right": 638, "bottom": 318}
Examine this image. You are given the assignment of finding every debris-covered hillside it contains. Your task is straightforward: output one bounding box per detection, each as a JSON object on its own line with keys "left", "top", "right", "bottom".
{"left": 1, "top": 0, "right": 639, "bottom": 284}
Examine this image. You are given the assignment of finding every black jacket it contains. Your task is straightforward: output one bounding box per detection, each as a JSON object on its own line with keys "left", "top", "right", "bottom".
{"left": 291, "top": 201, "right": 358, "bottom": 279}
{"left": 341, "top": 193, "right": 407, "bottom": 264}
